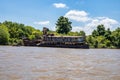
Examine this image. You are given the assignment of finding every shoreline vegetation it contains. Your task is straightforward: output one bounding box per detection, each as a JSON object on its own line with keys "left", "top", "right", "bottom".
{"left": 0, "top": 45, "right": 120, "bottom": 50}
{"left": 0, "top": 18, "right": 120, "bottom": 49}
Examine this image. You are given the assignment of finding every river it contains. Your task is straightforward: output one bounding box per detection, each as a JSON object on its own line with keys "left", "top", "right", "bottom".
{"left": 0, "top": 46, "right": 120, "bottom": 80}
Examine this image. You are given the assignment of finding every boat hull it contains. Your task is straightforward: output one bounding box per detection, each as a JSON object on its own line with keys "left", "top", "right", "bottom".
{"left": 37, "top": 43, "right": 89, "bottom": 49}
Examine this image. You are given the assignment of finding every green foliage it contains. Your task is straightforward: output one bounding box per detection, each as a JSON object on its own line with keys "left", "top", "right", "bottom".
{"left": 25, "top": 26, "right": 36, "bottom": 35}
{"left": 104, "top": 28, "right": 111, "bottom": 40}
{"left": 97, "top": 24, "right": 105, "bottom": 36}
{"left": 96, "top": 36, "right": 106, "bottom": 48}
{"left": 28, "top": 35, "right": 35, "bottom": 40}
{"left": 104, "top": 39, "right": 111, "bottom": 48}
{"left": 0, "top": 24, "right": 10, "bottom": 45}
{"left": 79, "top": 31, "right": 86, "bottom": 36}
{"left": 56, "top": 16, "right": 72, "bottom": 34}
{"left": 1, "top": 21, "right": 43, "bottom": 45}
{"left": 3, "top": 21, "right": 33, "bottom": 38}
{"left": 87, "top": 24, "right": 120, "bottom": 48}
{"left": 48, "top": 30, "right": 85, "bottom": 36}
{"left": 111, "top": 27, "right": 120, "bottom": 48}
{"left": 67, "top": 32, "right": 79, "bottom": 36}
{"left": 9, "top": 38, "right": 23, "bottom": 45}
{"left": 92, "top": 30, "right": 98, "bottom": 37}
{"left": 92, "top": 24, "right": 105, "bottom": 37}
{"left": 32, "top": 30, "right": 42, "bottom": 39}
{"left": 86, "top": 35, "right": 94, "bottom": 48}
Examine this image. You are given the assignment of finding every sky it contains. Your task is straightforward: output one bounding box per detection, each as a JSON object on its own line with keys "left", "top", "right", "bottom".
{"left": 0, "top": 0, "right": 120, "bottom": 35}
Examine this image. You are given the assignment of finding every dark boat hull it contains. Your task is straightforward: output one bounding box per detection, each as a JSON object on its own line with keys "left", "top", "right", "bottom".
{"left": 37, "top": 43, "right": 89, "bottom": 49}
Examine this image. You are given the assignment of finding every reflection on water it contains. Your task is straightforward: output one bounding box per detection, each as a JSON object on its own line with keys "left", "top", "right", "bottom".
{"left": 0, "top": 46, "right": 120, "bottom": 80}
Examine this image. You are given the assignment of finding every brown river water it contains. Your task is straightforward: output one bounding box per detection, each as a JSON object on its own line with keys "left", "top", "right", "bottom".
{"left": 0, "top": 46, "right": 120, "bottom": 80}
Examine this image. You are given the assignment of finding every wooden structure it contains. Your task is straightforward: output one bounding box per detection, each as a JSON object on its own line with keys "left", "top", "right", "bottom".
{"left": 23, "top": 27, "right": 89, "bottom": 48}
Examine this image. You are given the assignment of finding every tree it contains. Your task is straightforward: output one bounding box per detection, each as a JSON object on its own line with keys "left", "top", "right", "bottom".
{"left": 92, "top": 30, "right": 98, "bottom": 37}
{"left": 86, "top": 35, "right": 95, "bottom": 48}
{"left": 96, "top": 36, "right": 106, "bottom": 48}
{"left": 0, "top": 24, "right": 10, "bottom": 45}
{"left": 94, "top": 40, "right": 98, "bottom": 48}
{"left": 89, "top": 24, "right": 112, "bottom": 48}
{"left": 104, "top": 28, "right": 111, "bottom": 40}
{"left": 79, "top": 31, "right": 86, "bottom": 36}
{"left": 97, "top": 24, "right": 105, "bottom": 36}
{"left": 3, "top": 21, "right": 20, "bottom": 38}
{"left": 56, "top": 16, "right": 72, "bottom": 34}
{"left": 25, "top": 26, "right": 36, "bottom": 35}
{"left": 2, "top": 21, "right": 43, "bottom": 45}
{"left": 32, "top": 30, "right": 42, "bottom": 39}
{"left": 111, "top": 27, "right": 120, "bottom": 48}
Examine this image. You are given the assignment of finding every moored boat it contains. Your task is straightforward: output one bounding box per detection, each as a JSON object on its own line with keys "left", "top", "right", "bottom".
{"left": 23, "top": 27, "right": 89, "bottom": 48}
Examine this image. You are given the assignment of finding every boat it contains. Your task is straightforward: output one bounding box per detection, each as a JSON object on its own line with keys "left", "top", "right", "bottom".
{"left": 23, "top": 27, "right": 89, "bottom": 48}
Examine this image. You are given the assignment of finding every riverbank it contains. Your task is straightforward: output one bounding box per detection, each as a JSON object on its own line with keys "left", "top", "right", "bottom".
{"left": 0, "top": 45, "right": 120, "bottom": 49}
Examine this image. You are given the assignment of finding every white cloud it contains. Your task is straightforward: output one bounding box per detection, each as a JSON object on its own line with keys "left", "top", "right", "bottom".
{"left": 85, "top": 17, "right": 119, "bottom": 35}
{"left": 65, "top": 10, "right": 90, "bottom": 22}
{"left": 72, "top": 26, "right": 83, "bottom": 32}
{"left": 34, "top": 21, "right": 50, "bottom": 25}
{"left": 53, "top": 3, "right": 68, "bottom": 8}
{"left": 72, "top": 17, "right": 119, "bottom": 35}
{"left": 65, "top": 10, "right": 119, "bottom": 35}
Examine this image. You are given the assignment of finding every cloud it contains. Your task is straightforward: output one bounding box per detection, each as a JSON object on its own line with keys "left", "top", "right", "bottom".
{"left": 72, "top": 17, "right": 119, "bottom": 35}
{"left": 53, "top": 3, "right": 68, "bottom": 8}
{"left": 65, "top": 10, "right": 119, "bottom": 35}
{"left": 84, "top": 17, "right": 119, "bottom": 35}
{"left": 34, "top": 21, "right": 50, "bottom": 25}
{"left": 72, "top": 26, "right": 83, "bottom": 32}
{"left": 65, "top": 10, "right": 90, "bottom": 22}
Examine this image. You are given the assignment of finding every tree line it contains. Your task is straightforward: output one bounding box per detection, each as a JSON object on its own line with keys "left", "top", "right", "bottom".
{"left": 0, "top": 16, "right": 120, "bottom": 48}
{"left": 87, "top": 25, "right": 120, "bottom": 48}
{"left": 0, "top": 21, "right": 42, "bottom": 45}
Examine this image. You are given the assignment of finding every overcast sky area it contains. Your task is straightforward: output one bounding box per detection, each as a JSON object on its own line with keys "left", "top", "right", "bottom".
{"left": 0, "top": 0, "right": 120, "bottom": 35}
